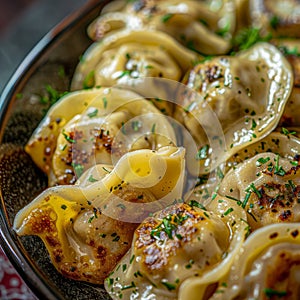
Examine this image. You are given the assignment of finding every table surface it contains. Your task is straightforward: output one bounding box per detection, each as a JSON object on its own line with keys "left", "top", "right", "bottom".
{"left": 0, "top": 247, "right": 36, "bottom": 299}
{"left": 0, "top": 0, "right": 87, "bottom": 298}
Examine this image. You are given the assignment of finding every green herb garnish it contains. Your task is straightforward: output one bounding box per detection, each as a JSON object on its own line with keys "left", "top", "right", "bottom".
{"left": 195, "top": 145, "right": 209, "bottom": 160}
{"left": 263, "top": 288, "right": 287, "bottom": 298}
{"left": 161, "top": 13, "right": 173, "bottom": 23}
{"left": 83, "top": 70, "right": 95, "bottom": 89}
{"left": 232, "top": 27, "right": 271, "bottom": 52}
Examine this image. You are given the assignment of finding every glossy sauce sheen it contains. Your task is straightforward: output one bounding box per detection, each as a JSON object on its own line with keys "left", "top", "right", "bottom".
{"left": 12, "top": 0, "right": 300, "bottom": 299}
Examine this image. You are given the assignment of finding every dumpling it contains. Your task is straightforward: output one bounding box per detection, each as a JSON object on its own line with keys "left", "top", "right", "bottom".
{"left": 13, "top": 146, "right": 186, "bottom": 284}
{"left": 71, "top": 29, "right": 198, "bottom": 89}
{"left": 87, "top": 0, "right": 236, "bottom": 55}
{"left": 271, "top": 39, "right": 300, "bottom": 128}
{"left": 25, "top": 88, "right": 101, "bottom": 177}
{"left": 250, "top": 0, "right": 300, "bottom": 38}
{"left": 175, "top": 42, "right": 293, "bottom": 175}
{"left": 224, "top": 131, "right": 300, "bottom": 169}
{"left": 71, "top": 29, "right": 199, "bottom": 115}
{"left": 105, "top": 198, "right": 247, "bottom": 300}
{"left": 218, "top": 139, "right": 300, "bottom": 230}
{"left": 210, "top": 223, "right": 300, "bottom": 300}
{"left": 25, "top": 87, "right": 176, "bottom": 185}
{"left": 188, "top": 132, "right": 300, "bottom": 205}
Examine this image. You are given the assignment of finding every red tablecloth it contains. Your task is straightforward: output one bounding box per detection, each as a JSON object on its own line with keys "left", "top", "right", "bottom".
{"left": 0, "top": 246, "right": 36, "bottom": 300}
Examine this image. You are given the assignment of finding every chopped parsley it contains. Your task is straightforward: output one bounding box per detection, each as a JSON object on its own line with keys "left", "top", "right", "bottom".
{"left": 151, "top": 213, "right": 188, "bottom": 240}
{"left": 144, "top": 65, "right": 154, "bottom": 69}
{"left": 161, "top": 280, "right": 176, "bottom": 291}
{"left": 247, "top": 183, "right": 262, "bottom": 199}
{"left": 120, "top": 281, "right": 136, "bottom": 290}
{"left": 216, "top": 167, "right": 225, "bottom": 179}
{"left": 88, "top": 175, "right": 98, "bottom": 182}
{"left": 282, "top": 127, "right": 296, "bottom": 136}
{"left": 62, "top": 130, "right": 76, "bottom": 143}
{"left": 131, "top": 121, "right": 140, "bottom": 132}
{"left": 161, "top": 13, "right": 173, "bottom": 23}
{"left": 242, "top": 192, "right": 251, "bottom": 208}
{"left": 216, "top": 21, "right": 230, "bottom": 37}
{"left": 232, "top": 27, "right": 271, "bottom": 52}
{"left": 256, "top": 157, "right": 270, "bottom": 166}
{"left": 195, "top": 145, "right": 209, "bottom": 160}
{"left": 223, "top": 207, "right": 234, "bottom": 216}
{"left": 225, "top": 195, "right": 242, "bottom": 206}
{"left": 270, "top": 15, "right": 280, "bottom": 30}
{"left": 40, "top": 85, "right": 68, "bottom": 108}
{"left": 251, "top": 119, "right": 257, "bottom": 130}
{"left": 117, "top": 70, "right": 131, "bottom": 79}
{"left": 121, "top": 122, "right": 126, "bottom": 134}
{"left": 130, "top": 255, "right": 135, "bottom": 264}
{"left": 274, "top": 154, "right": 286, "bottom": 176}
{"left": 117, "top": 203, "right": 126, "bottom": 210}
{"left": 102, "top": 97, "right": 108, "bottom": 109}
{"left": 134, "top": 270, "right": 143, "bottom": 278}
{"left": 263, "top": 288, "right": 287, "bottom": 298}
{"left": 151, "top": 123, "right": 156, "bottom": 134}
{"left": 83, "top": 70, "right": 95, "bottom": 89}
{"left": 279, "top": 45, "right": 300, "bottom": 57}
{"left": 102, "top": 167, "right": 111, "bottom": 173}
{"left": 87, "top": 109, "right": 98, "bottom": 118}
{"left": 188, "top": 200, "right": 207, "bottom": 210}
{"left": 72, "top": 163, "right": 84, "bottom": 178}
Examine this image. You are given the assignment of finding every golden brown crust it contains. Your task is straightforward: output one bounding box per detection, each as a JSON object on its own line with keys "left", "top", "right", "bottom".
{"left": 134, "top": 203, "right": 228, "bottom": 274}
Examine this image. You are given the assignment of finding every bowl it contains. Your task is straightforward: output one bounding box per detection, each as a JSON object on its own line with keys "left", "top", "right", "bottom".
{"left": 0, "top": 1, "right": 111, "bottom": 299}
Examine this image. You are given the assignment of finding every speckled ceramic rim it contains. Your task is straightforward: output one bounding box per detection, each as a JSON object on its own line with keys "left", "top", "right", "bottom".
{"left": 0, "top": 1, "right": 107, "bottom": 299}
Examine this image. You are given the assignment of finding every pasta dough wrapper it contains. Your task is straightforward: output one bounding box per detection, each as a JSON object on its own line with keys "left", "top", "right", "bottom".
{"left": 13, "top": 146, "right": 185, "bottom": 284}
{"left": 271, "top": 39, "right": 300, "bottom": 128}
{"left": 176, "top": 42, "right": 293, "bottom": 175}
{"left": 105, "top": 198, "right": 247, "bottom": 300}
{"left": 25, "top": 87, "right": 176, "bottom": 185}
{"left": 88, "top": 0, "right": 236, "bottom": 55}
{"left": 187, "top": 131, "right": 300, "bottom": 205}
{"left": 71, "top": 29, "right": 199, "bottom": 116}
{"left": 211, "top": 223, "right": 300, "bottom": 300}
{"left": 219, "top": 139, "right": 300, "bottom": 230}
{"left": 250, "top": 0, "right": 300, "bottom": 38}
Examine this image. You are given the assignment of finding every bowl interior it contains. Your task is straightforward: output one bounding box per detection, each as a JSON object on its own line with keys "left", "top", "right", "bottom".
{"left": 0, "top": 1, "right": 112, "bottom": 299}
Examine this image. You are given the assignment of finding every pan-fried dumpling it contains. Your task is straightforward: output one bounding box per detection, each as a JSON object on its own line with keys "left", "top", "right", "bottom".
{"left": 105, "top": 198, "right": 247, "bottom": 300}
{"left": 250, "top": 0, "right": 300, "bottom": 38}
{"left": 226, "top": 131, "right": 300, "bottom": 169}
{"left": 71, "top": 30, "right": 199, "bottom": 115}
{"left": 218, "top": 147, "right": 300, "bottom": 231}
{"left": 13, "top": 146, "right": 185, "bottom": 284}
{"left": 87, "top": 0, "right": 236, "bottom": 55}
{"left": 271, "top": 39, "right": 300, "bottom": 128}
{"left": 175, "top": 42, "right": 293, "bottom": 175}
{"left": 72, "top": 30, "right": 198, "bottom": 88}
{"left": 188, "top": 132, "right": 300, "bottom": 205}
{"left": 25, "top": 88, "right": 102, "bottom": 177}
{"left": 210, "top": 223, "right": 300, "bottom": 299}
{"left": 25, "top": 87, "right": 176, "bottom": 185}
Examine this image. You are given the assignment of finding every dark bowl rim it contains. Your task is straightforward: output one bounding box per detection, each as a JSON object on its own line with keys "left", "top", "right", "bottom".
{"left": 0, "top": 1, "right": 105, "bottom": 299}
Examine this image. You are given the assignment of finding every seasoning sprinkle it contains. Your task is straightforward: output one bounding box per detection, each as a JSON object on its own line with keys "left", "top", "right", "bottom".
{"left": 161, "top": 13, "right": 173, "bottom": 23}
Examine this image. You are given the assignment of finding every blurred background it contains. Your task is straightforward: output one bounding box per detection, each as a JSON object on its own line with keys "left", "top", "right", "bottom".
{"left": 0, "top": 0, "right": 87, "bottom": 93}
